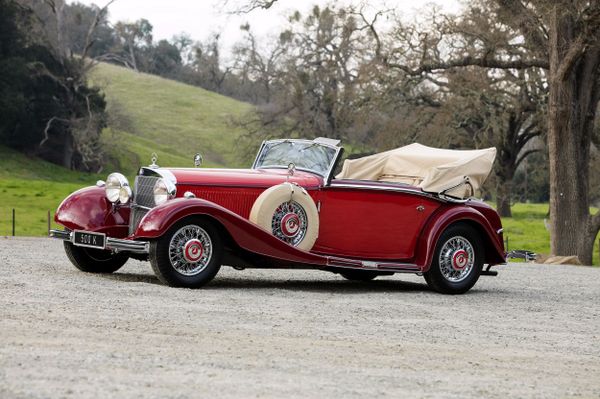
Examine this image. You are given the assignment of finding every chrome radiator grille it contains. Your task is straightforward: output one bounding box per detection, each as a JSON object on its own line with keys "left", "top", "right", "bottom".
{"left": 134, "top": 176, "right": 159, "bottom": 208}
{"left": 128, "top": 175, "right": 159, "bottom": 235}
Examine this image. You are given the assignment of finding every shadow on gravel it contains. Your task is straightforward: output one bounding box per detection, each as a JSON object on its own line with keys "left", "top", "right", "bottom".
{"left": 206, "top": 277, "right": 429, "bottom": 293}
{"left": 100, "top": 272, "right": 162, "bottom": 285}
{"left": 98, "top": 272, "right": 431, "bottom": 293}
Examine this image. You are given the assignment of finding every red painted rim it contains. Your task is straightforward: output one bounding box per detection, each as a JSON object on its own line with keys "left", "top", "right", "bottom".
{"left": 183, "top": 239, "right": 204, "bottom": 263}
{"left": 280, "top": 213, "right": 301, "bottom": 238}
{"left": 451, "top": 249, "right": 469, "bottom": 270}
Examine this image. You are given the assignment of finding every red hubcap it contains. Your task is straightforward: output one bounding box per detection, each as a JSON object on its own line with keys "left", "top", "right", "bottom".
{"left": 280, "top": 213, "right": 300, "bottom": 238}
{"left": 183, "top": 239, "right": 204, "bottom": 263}
{"left": 452, "top": 249, "right": 469, "bottom": 270}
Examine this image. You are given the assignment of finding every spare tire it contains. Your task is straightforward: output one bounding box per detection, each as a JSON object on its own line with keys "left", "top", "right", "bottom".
{"left": 249, "top": 183, "right": 319, "bottom": 251}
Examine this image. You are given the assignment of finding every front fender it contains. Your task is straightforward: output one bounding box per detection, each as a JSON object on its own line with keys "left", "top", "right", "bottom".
{"left": 135, "top": 198, "right": 327, "bottom": 265}
{"left": 54, "top": 186, "right": 130, "bottom": 238}
{"left": 416, "top": 204, "right": 505, "bottom": 271}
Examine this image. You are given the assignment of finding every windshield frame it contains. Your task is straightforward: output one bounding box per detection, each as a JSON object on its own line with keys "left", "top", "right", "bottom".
{"left": 252, "top": 138, "right": 343, "bottom": 184}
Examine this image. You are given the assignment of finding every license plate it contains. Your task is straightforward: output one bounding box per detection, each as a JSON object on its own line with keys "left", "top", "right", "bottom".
{"left": 73, "top": 231, "right": 106, "bottom": 249}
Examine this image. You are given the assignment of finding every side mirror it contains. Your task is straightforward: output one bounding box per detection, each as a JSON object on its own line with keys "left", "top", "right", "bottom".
{"left": 194, "top": 153, "right": 203, "bottom": 168}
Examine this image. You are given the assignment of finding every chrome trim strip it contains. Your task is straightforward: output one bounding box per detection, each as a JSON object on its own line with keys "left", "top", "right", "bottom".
{"left": 251, "top": 140, "right": 267, "bottom": 170}
{"left": 437, "top": 194, "right": 470, "bottom": 204}
{"left": 139, "top": 167, "right": 177, "bottom": 185}
{"left": 497, "top": 228, "right": 504, "bottom": 234}
{"left": 49, "top": 229, "right": 71, "bottom": 240}
{"left": 329, "top": 182, "right": 442, "bottom": 200}
{"left": 325, "top": 146, "right": 343, "bottom": 186}
{"left": 132, "top": 203, "right": 152, "bottom": 211}
{"left": 49, "top": 229, "right": 150, "bottom": 254}
{"left": 326, "top": 255, "right": 421, "bottom": 271}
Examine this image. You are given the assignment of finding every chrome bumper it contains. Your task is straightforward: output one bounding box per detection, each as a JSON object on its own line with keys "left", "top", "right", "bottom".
{"left": 49, "top": 229, "right": 150, "bottom": 254}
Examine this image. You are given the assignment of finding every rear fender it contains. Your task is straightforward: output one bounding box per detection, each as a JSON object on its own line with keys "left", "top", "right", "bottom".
{"left": 135, "top": 198, "right": 327, "bottom": 265}
{"left": 54, "top": 186, "right": 130, "bottom": 238}
{"left": 416, "top": 205, "right": 505, "bottom": 271}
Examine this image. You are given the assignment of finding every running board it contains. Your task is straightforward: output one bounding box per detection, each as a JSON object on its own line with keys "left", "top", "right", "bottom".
{"left": 327, "top": 256, "right": 421, "bottom": 272}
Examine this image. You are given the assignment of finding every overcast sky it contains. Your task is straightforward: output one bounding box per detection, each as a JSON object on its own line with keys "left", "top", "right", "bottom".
{"left": 70, "top": 0, "right": 461, "bottom": 58}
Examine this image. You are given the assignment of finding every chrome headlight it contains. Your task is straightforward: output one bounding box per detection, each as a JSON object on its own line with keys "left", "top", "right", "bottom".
{"left": 153, "top": 178, "right": 176, "bottom": 205}
{"left": 105, "top": 173, "right": 130, "bottom": 204}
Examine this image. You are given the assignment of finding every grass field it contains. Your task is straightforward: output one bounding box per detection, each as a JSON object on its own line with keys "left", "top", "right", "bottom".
{"left": 502, "top": 203, "right": 599, "bottom": 265}
{"left": 0, "top": 146, "right": 101, "bottom": 236}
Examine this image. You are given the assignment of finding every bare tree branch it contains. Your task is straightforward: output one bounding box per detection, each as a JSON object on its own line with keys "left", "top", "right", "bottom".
{"left": 227, "top": 0, "right": 279, "bottom": 14}
{"left": 40, "top": 116, "right": 69, "bottom": 148}
{"left": 387, "top": 55, "right": 549, "bottom": 75}
{"left": 81, "top": 0, "right": 118, "bottom": 62}
{"left": 496, "top": 0, "right": 549, "bottom": 51}
{"left": 515, "top": 148, "right": 541, "bottom": 169}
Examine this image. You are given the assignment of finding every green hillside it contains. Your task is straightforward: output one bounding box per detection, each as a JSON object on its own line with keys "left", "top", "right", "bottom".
{"left": 91, "top": 62, "right": 253, "bottom": 174}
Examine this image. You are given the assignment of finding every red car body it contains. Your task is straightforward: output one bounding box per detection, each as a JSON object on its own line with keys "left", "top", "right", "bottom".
{"left": 51, "top": 139, "right": 505, "bottom": 293}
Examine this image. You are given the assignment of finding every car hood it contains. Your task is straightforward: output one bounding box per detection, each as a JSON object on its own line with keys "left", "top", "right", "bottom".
{"left": 164, "top": 168, "right": 324, "bottom": 189}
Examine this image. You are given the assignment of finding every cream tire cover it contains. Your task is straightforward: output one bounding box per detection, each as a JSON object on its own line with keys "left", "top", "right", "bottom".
{"left": 249, "top": 183, "right": 319, "bottom": 251}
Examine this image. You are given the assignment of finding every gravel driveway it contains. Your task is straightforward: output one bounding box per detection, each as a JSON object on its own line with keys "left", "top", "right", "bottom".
{"left": 0, "top": 237, "right": 599, "bottom": 398}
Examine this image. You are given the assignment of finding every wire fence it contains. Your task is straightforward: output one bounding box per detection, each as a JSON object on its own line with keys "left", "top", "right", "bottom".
{"left": 2, "top": 209, "right": 53, "bottom": 237}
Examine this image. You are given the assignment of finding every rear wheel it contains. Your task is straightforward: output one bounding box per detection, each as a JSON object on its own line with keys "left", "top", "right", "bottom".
{"left": 424, "top": 224, "right": 483, "bottom": 294}
{"left": 149, "top": 217, "right": 223, "bottom": 288}
{"left": 64, "top": 241, "right": 128, "bottom": 273}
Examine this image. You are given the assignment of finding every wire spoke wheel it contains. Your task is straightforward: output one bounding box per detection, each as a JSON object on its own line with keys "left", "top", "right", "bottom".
{"left": 168, "top": 224, "right": 213, "bottom": 276}
{"left": 424, "top": 224, "right": 484, "bottom": 294}
{"left": 271, "top": 201, "right": 308, "bottom": 247}
{"left": 438, "top": 236, "right": 475, "bottom": 283}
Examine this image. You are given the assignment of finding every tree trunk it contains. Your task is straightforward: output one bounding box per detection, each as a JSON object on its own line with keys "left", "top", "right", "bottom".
{"left": 127, "top": 40, "right": 138, "bottom": 71}
{"left": 62, "top": 132, "right": 74, "bottom": 169}
{"left": 54, "top": 0, "right": 68, "bottom": 59}
{"left": 547, "top": 8, "right": 600, "bottom": 265}
{"left": 496, "top": 178, "right": 513, "bottom": 217}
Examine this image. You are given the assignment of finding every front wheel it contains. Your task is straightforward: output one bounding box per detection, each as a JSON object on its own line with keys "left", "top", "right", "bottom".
{"left": 424, "top": 224, "right": 483, "bottom": 294}
{"left": 64, "top": 241, "right": 128, "bottom": 273}
{"left": 149, "top": 217, "right": 223, "bottom": 288}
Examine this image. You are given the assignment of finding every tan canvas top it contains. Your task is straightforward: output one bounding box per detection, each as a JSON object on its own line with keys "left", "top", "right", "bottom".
{"left": 336, "top": 143, "right": 496, "bottom": 199}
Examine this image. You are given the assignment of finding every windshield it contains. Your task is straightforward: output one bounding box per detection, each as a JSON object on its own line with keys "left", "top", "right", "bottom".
{"left": 253, "top": 140, "right": 338, "bottom": 176}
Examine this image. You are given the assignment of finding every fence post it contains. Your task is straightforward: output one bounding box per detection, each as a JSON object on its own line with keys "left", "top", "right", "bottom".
{"left": 12, "top": 208, "right": 15, "bottom": 237}
{"left": 47, "top": 210, "right": 51, "bottom": 235}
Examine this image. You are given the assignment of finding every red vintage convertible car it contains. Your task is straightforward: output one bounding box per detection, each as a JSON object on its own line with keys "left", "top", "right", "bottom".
{"left": 49, "top": 138, "right": 505, "bottom": 294}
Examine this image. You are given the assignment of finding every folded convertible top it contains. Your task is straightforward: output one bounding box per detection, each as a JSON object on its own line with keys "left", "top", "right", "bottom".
{"left": 336, "top": 143, "right": 496, "bottom": 199}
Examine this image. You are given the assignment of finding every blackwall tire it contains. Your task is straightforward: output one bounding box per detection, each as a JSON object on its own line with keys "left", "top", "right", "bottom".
{"left": 249, "top": 183, "right": 319, "bottom": 251}
{"left": 149, "top": 217, "right": 223, "bottom": 288}
{"left": 64, "top": 241, "right": 128, "bottom": 274}
{"left": 424, "top": 224, "right": 484, "bottom": 295}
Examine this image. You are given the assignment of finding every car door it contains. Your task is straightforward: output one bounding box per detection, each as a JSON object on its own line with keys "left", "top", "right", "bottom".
{"left": 312, "top": 180, "right": 441, "bottom": 260}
